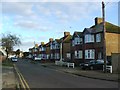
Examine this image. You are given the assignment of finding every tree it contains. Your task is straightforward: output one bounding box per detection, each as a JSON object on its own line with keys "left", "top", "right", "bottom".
{"left": 23, "top": 52, "right": 29, "bottom": 58}
{"left": 1, "top": 33, "right": 21, "bottom": 58}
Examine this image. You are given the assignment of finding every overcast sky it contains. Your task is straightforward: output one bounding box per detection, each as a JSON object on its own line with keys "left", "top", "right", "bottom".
{"left": 0, "top": 0, "right": 119, "bottom": 52}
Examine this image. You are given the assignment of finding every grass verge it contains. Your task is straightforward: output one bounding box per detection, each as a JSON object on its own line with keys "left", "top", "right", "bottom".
{"left": 2, "top": 59, "right": 13, "bottom": 67}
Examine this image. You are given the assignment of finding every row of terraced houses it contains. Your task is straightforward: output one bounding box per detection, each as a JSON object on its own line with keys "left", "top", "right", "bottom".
{"left": 28, "top": 17, "right": 120, "bottom": 66}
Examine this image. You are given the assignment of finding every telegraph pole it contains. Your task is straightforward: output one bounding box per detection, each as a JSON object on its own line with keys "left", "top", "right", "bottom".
{"left": 102, "top": 1, "right": 107, "bottom": 73}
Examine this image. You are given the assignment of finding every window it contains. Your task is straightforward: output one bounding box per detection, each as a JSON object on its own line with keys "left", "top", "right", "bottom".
{"left": 96, "top": 33, "right": 101, "bottom": 42}
{"left": 51, "top": 54, "right": 53, "bottom": 59}
{"left": 47, "top": 54, "right": 49, "bottom": 59}
{"left": 38, "top": 54, "right": 42, "bottom": 58}
{"left": 50, "top": 43, "right": 53, "bottom": 50}
{"left": 75, "top": 50, "right": 83, "bottom": 59}
{"left": 56, "top": 53, "right": 60, "bottom": 59}
{"left": 35, "top": 48, "right": 37, "bottom": 52}
{"left": 66, "top": 53, "right": 71, "bottom": 59}
{"left": 75, "top": 37, "right": 80, "bottom": 45}
{"left": 98, "top": 52, "right": 102, "bottom": 59}
{"left": 85, "top": 34, "right": 94, "bottom": 43}
{"left": 85, "top": 49, "right": 95, "bottom": 59}
{"left": 72, "top": 40, "right": 75, "bottom": 46}
{"left": 78, "top": 51, "right": 82, "bottom": 59}
{"left": 80, "top": 38, "right": 83, "bottom": 44}
{"left": 75, "top": 51, "right": 78, "bottom": 58}
{"left": 55, "top": 44, "right": 60, "bottom": 49}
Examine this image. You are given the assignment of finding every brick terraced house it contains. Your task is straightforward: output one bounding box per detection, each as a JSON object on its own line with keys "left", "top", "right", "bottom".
{"left": 71, "top": 17, "right": 120, "bottom": 65}
{"left": 28, "top": 17, "right": 120, "bottom": 66}
{"left": 49, "top": 32, "right": 72, "bottom": 62}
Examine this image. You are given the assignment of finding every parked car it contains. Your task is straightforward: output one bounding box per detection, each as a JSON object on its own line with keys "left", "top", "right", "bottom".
{"left": 11, "top": 56, "right": 18, "bottom": 62}
{"left": 80, "top": 60, "right": 108, "bottom": 70}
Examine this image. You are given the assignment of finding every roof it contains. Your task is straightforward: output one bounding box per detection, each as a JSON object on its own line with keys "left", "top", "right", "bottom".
{"left": 90, "top": 22, "right": 120, "bottom": 34}
{"left": 72, "top": 31, "right": 83, "bottom": 39}
{"left": 45, "top": 42, "right": 50, "bottom": 47}
{"left": 60, "top": 35, "right": 72, "bottom": 43}
{"left": 55, "top": 39, "right": 61, "bottom": 43}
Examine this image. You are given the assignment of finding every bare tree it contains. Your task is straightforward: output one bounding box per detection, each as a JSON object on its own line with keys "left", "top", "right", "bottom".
{"left": 1, "top": 33, "right": 21, "bottom": 58}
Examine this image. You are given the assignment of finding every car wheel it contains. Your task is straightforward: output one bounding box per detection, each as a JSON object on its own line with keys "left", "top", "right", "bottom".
{"left": 90, "top": 66, "right": 94, "bottom": 70}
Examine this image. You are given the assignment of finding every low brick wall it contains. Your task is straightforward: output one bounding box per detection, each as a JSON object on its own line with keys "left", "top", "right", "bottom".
{"left": 0, "top": 55, "right": 7, "bottom": 62}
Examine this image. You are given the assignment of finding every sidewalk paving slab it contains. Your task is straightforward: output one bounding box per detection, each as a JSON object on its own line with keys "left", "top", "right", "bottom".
{"left": 41, "top": 63, "right": 119, "bottom": 82}
{"left": 2, "top": 66, "right": 18, "bottom": 89}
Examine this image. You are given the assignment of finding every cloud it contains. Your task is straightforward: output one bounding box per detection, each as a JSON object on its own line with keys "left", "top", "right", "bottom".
{"left": 0, "top": 22, "right": 3, "bottom": 31}
{"left": 1, "top": 0, "right": 119, "bottom": 2}
{"left": 14, "top": 20, "right": 39, "bottom": 29}
{"left": 14, "top": 41, "right": 35, "bottom": 52}
{"left": 2, "top": 2, "right": 34, "bottom": 16}
{"left": 22, "top": 36, "right": 48, "bottom": 42}
{"left": 35, "top": 2, "right": 101, "bottom": 24}
{"left": 13, "top": 19, "right": 52, "bottom": 31}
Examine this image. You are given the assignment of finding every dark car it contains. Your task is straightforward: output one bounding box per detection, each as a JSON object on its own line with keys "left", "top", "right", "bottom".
{"left": 80, "top": 60, "right": 108, "bottom": 70}
{"left": 11, "top": 57, "right": 18, "bottom": 62}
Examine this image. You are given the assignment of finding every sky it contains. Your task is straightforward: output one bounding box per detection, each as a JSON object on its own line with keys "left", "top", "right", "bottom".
{"left": 0, "top": 0, "right": 119, "bottom": 52}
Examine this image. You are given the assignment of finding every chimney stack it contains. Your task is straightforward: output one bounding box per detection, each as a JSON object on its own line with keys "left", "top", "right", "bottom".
{"left": 41, "top": 42, "right": 44, "bottom": 45}
{"left": 95, "top": 17, "right": 103, "bottom": 25}
{"left": 64, "top": 32, "right": 70, "bottom": 37}
{"left": 49, "top": 38, "right": 53, "bottom": 42}
{"left": 35, "top": 44, "right": 38, "bottom": 48}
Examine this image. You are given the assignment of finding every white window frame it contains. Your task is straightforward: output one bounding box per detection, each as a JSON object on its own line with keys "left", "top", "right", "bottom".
{"left": 66, "top": 53, "right": 71, "bottom": 59}
{"left": 96, "top": 33, "right": 101, "bottom": 42}
{"left": 75, "top": 50, "right": 82, "bottom": 59}
{"left": 74, "top": 37, "right": 80, "bottom": 45}
{"left": 85, "top": 34, "right": 94, "bottom": 43}
{"left": 78, "top": 51, "right": 83, "bottom": 59}
{"left": 85, "top": 49, "right": 95, "bottom": 59}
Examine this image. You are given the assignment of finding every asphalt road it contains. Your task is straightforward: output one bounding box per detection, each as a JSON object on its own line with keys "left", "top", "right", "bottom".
{"left": 15, "top": 59, "right": 118, "bottom": 88}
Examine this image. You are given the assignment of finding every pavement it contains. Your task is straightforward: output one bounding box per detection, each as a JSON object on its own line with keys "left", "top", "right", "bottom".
{"left": 2, "top": 66, "right": 19, "bottom": 89}
{"left": 40, "top": 62, "right": 119, "bottom": 82}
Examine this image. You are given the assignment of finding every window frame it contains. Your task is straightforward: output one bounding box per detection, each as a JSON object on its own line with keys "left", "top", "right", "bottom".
{"left": 85, "top": 49, "right": 95, "bottom": 59}
{"left": 85, "top": 34, "right": 94, "bottom": 43}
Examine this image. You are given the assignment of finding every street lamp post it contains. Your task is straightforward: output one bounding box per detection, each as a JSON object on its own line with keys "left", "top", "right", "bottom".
{"left": 102, "top": 1, "right": 107, "bottom": 73}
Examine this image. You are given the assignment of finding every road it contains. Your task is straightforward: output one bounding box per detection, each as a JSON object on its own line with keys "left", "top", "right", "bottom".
{"left": 15, "top": 59, "right": 118, "bottom": 88}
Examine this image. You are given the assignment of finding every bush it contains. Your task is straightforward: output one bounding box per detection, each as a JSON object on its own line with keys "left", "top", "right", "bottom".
{"left": 2, "top": 59, "right": 13, "bottom": 67}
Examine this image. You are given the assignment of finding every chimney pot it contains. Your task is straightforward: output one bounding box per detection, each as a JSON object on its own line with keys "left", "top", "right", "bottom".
{"left": 95, "top": 17, "right": 103, "bottom": 25}
{"left": 64, "top": 32, "right": 70, "bottom": 36}
{"left": 49, "top": 38, "right": 53, "bottom": 42}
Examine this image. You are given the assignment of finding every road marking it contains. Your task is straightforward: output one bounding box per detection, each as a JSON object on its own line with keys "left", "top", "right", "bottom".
{"left": 19, "top": 72, "right": 31, "bottom": 90}
{"left": 17, "top": 71, "right": 26, "bottom": 90}
{"left": 14, "top": 64, "right": 30, "bottom": 90}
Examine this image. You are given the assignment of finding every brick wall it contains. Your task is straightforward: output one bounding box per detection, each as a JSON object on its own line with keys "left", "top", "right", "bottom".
{"left": 105, "top": 33, "right": 120, "bottom": 56}
{"left": 62, "top": 43, "right": 71, "bottom": 61}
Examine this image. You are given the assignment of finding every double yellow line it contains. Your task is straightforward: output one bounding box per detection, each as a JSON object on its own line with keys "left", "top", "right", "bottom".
{"left": 14, "top": 64, "right": 30, "bottom": 90}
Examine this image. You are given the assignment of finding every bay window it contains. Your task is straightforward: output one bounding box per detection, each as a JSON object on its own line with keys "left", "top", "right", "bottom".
{"left": 75, "top": 37, "right": 80, "bottom": 45}
{"left": 85, "top": 34, "right": 94, "bottom": 43}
